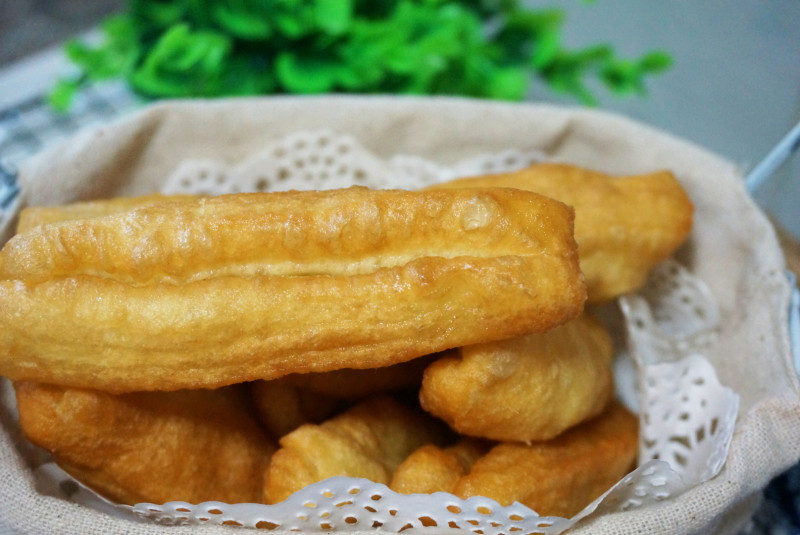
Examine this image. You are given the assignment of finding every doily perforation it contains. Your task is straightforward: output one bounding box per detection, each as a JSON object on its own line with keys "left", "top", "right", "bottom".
{"left": 130, "top": 479, "right": 573, "bottom": 535}
{"left": 162, "top": 130, "right": 548, "bottom": 196}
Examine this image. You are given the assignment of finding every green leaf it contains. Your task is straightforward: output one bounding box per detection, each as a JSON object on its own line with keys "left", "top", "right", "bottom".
{"left": 50, "top": 0, "right": 674, "bottom": 110}
{"left": 639, "top": 50, "right": 673, "bottom": 72}
{"left": 274, "top": 3, "right": 317, "bottom": 38}
{"left": 48, "top": 78, "right": 83, "bottom": 113}
{"left": 600, "top": 59, "right": 643, "bottom": 94}
{"left": 275, "top": 51, "right": 338, "bottom": 93}
{"left": 314, "top": 0, "right": 352, "bottom": 35}
{"left": 212, "top": 3, "right": 273, "bottom": 40}
{"left": 130, "top": 24, "right": 232, "bottom": 97}
{"left": 531, "top": 28, "right": 561, "bottom": 69}
{"left": 487, "top": 66, "right": 529, "bottom": 100}
{"left": 129, "top": 0, "right": 186, "bottom": 28}
{"left": 62, "top": 18, "right": 139, "bottom": 81}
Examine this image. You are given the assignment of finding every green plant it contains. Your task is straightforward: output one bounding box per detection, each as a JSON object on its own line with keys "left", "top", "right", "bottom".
{"left": 49, "top": 0, "right": 672, "bottom": 111}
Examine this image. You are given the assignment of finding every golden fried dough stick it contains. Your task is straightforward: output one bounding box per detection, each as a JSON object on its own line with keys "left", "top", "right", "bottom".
{"left": 281, "top": 355, "right": 435, "bottom": 399}
{"left": 251, "top": 379, "right": 343, "bottom": 437}
{"left": 262, "top": 395, "right": 451, "bottom": 504}
{"left": 2, "top": 187, "right": 581, "bottom": 285}
{"left": 0, "top": 187, "right": 585, "bottom": 392}
{"left": 252, "top": 356, "right": 436, "bottom": 436}
{"left": 16, "top": 194, "right": 201, "bottom": 232}
{"left": 390, "top": 438, "right": 490, "bottom": 495}
{"left": 430, "top": 163, "right": 693, "bottom": 303}
{"left": 419, "top": 314, "right": 614, "bottom": 442}
{"left": 453, "top": 400, "right": 638, "bottom": 518}
{"left": 15, "top": 382, "right": 277, "bottom": 506}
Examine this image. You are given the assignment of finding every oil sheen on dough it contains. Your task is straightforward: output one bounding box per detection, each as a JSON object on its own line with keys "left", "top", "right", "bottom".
{"left": 430, "top": 163, "right": 694, "bottom": 303}
{"left": 0, "top": 187, "right": 585, "bottom": 392}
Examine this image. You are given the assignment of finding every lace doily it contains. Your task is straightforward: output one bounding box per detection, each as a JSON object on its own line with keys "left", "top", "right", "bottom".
{"left": 23, "top": 130, "right": 739, "bottom": 533}
{"left": 162, "top": 130, "right": 547, "bottom": 195}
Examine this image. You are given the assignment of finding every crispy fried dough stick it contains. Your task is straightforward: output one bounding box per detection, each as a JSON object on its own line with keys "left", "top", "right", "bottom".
{"left": 430, "top": 163, "right": 693, "bottom": 303}
{"left": 251, "top": 379, "right": 343, "bottom": 437}
{"left": 453, "top": 400, "right": 638, "bottom": 518}
{"left": 0, "top": 187, "right": 585, "bottom": 392}
{"left": 262, "top": 395, "right": 450, "bottom": 504}
{"left": 15, "top": 194, "right": 201, "bottom": 231}
{"left": 419, "top": 313, "right": 614, "bottom": 442}
{"left": 281, "top": 355, "right": 435, "bottom": 399}
{"left": 390, "top": 438, "right": 490, "bottom": 495}
{"left": 15, "top": 382, "right": 276, "bottom": 506}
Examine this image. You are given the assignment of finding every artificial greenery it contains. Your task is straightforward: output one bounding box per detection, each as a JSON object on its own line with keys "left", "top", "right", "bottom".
{"left": 50, "top": 0, "right": 672, "bottom": 111}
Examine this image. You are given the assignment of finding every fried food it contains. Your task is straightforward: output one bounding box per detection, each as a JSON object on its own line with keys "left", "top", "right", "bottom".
{"left": 419, "top": 314, "right": 614, "bottom": 442}
{"left": 430, "top": 163, "right": 693, "bottom": 303}
{"left": 390, "top": 438, "right": 490, "bottom": 495}
{"left": 0, "top": 187, "right": 585, "bottom": 392}
{"left": 251, "top": 379, "right": 343, "bottom": 437}
{"left": 14, "top": 382, "right": 277, "bottom": 506}
{"left": 281, "top": 355, "right": 435, "bottom": 399}
{"left": 453, "top": 400, "right": 638, "bottom": 518}
{"left": 251, "top": 355, "right": 436, "bottom": 436}
{"left": 262, "top": 395, "right": 451, "bottom": 504}
{"left": 15, "top": 193, "right": 200, "bottom": 232}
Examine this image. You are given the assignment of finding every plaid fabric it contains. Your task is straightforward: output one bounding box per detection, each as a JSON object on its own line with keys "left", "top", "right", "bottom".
{"left": 0, "top": 80, "right": 139, "bottom": 169}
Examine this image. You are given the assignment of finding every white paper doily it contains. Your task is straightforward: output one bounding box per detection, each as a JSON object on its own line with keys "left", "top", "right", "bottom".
{"left": 21, "top": 130, "right": 739, "bottom": 534}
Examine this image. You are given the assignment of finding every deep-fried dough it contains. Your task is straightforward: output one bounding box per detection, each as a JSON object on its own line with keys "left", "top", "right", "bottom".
{"left": 262, "top": 395, "right": 450, "bottom": 504}
{"left": 281, "top": 355, "right": 435, "bottom": 399}
{"left": 453, "top": 400, "right": 638, "bottom": 518}
{"left": 390, "top": 438, "right": 490, "bottom": 495}
{"left": 251, "top": 379, "right": 343, "bottom": 437}
{"left": 14, "top": 382, "right": 276, "bottom": 506}
{"left": 0, "top": 187, "right": 585, "bottom": 392}
{"left": 419, "top": 314, "right": 614, "bottom": 442}
{"left": 431, "top": 163, "right": 693, "bottom": 303}
{"left": 15, "top": 194, "right": 200, "bottom": 232}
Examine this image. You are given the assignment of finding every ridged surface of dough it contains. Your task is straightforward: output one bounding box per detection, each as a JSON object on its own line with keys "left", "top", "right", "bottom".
{"left": 431, "top": 163, "right": 693, "bottom": 303}
{"left": 0, "top": 187, "right": 585, "bottom": 392}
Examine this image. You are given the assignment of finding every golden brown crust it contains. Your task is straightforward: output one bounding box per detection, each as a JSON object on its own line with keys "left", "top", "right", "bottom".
{"left": 15, "top": 194, "right": 201, "bottom": 233}
{"left": 261, "top": 395, "right": 451, "bottom": 504}
{"left": 390, "top": 438, "right": 491, "bottom": 495}
{"left": 3, "top": 187, "right": 579, "bottom": 285}
{"left": 419, "top": 314, "right": 614, "bottom": 442}
{"left": 251, "top": 379, "right": 343, "bottom": 437}
{"left": 0, "top": 187, "right": 585, "bottom": 392}
{"left": 452, "top": 400, "right": 639, "bottom": 518}
{"left": 431, "top": 163, "right": 694, "bottom": 303}
{"left": 14, "top": 382, "right": 276, "bottom": 506}
{"left": 281, "top": 355, "right": 435, "bottom": 399}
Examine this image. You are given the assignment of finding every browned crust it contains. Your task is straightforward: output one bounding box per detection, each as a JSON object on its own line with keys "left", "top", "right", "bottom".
{"left": 0, "top": 187, "right": 585, "bottom": 392}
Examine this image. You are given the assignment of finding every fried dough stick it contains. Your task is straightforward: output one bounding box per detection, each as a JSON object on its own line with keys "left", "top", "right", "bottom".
{"left": 419, "top": 314, "right": 614, "bottom": 442}
{"left": 280, "top": 355, "right": 435, "bottom": 399}
{"left": 390, "top": 438, "right": 490, "bottom": 495}
{"left": 0, "top": 187, "right": 585, "bottom": 392}
{"left": 262, "top": 395, "right": 450, "bottom": 504}
{"left": 430, "top": 163, "right": 693, "bottom": 303}
{"left": 15, "top": 382, "right": 277, "bottom": 506}
{"left": 251, "top": 355, "right": 435, "bottom": 436}
{"left": 453, "top": 400, "right": 639, "bottom": 518}
{"left": 250, "top": 379, "right": 343, "bottom": 437}
{"left": 15, "top": 193, "right": 200, "bottom": 230}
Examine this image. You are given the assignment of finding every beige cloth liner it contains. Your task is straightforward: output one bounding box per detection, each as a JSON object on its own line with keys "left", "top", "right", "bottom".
{"left": 0, "top": 96, "right": 797, "bottom": 534}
